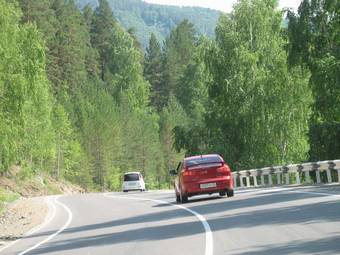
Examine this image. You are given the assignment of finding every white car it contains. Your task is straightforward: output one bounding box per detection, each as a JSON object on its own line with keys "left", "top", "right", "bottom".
{"left": 122, "top": 172, "right": 146, "bottom": 192}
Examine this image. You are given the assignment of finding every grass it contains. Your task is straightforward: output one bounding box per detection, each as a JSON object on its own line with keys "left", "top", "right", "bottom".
{"left": 0, "top": 187, "right": 19, "bottom": 213}
{"left": 45, "top": 181, "right": 62, "bottom": 195}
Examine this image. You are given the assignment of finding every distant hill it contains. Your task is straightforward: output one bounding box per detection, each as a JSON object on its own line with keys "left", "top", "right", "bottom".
{"left": 77, "top": 0, "right": 220, "bottom": 49}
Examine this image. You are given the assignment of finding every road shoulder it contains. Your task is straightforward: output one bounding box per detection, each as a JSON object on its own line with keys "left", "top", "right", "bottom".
{"left": 0, "top": 197, "right": 48, "bottom": 248}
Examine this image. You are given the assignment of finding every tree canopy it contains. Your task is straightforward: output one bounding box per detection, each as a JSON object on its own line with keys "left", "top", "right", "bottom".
{"left": 0, "top": 0, "right": 338, "bottom": 191}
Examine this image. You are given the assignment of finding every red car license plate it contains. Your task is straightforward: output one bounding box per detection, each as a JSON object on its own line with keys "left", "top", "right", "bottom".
{"left": 200, "top": 183, "right": 217, "bottom": 189}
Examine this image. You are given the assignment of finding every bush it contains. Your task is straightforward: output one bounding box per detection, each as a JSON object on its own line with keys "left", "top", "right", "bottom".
{"left": 0, "top": 187, "right": 19, "bottom": 212}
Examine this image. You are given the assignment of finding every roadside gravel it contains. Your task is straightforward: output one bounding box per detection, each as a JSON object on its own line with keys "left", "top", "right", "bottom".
{"left": 0, "top": 197, "right": 48, "bottom": 248}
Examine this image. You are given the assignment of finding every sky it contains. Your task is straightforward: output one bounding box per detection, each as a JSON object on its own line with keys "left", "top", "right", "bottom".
{"left": 143, "top": 0, "right": 302, "bottom": 13}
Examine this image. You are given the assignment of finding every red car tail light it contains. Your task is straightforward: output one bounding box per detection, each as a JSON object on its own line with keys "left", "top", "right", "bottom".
{"left": 182, "top": 169, "right": 194, "bottom": 177}
{"left": 217, "top": 164, "right": 229, "bottom": 174}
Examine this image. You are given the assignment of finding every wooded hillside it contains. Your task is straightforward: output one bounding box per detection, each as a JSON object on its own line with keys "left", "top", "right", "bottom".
{"left": 77, "top": 0, "right": 220, "bottom": 48}
{"left": 0, "top": 0, "right": 339, "bottom": 191}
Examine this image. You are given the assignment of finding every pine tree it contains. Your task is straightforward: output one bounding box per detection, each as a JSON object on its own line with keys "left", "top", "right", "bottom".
{"left": 162, "top": 19, "right": 196, "bottom": 104}
{"left": 127, "top": 27, "right": 143, "bottom": 53}
{"left": 82, "top": 4, "right": 100, "bottom": 79}
{"left": 144, "top": 33, "right": 164, "bottom": 110}
{"left": 52, "top": 0, "right": 89, "bottom": 95}
{"left": 173, "top": 39, "right": 210, "bottom": 155}
{"left": 17, "top": 0, "right": 60, "bottom": 89}
{"left": 90, "top": 0, "right": 116, "bottom": 81}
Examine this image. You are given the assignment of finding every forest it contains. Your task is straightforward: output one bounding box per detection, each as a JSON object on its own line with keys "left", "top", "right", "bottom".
{"left": 77, "top": 0, "right": 219, "bottom": 49}
{"left": 0, "top": 0, "right": 339, "bottom": 191}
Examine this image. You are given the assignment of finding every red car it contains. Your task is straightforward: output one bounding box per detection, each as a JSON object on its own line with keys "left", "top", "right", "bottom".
{"left": 170, "top": 154, "right": 234, "bottom": 203}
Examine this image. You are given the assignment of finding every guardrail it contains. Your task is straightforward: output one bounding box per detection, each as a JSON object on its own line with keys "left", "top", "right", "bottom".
{"left": 233, "top": 160, "right": 340, "bottom": 188}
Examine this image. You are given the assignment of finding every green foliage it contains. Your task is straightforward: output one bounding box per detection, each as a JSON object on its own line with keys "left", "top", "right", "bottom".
{"left": 17, "top": 163, "right": 36, "bottom": 180}
{"left": 0, "top": 0, "right": 23, "bottom": 171}
{"left": 20, "top": 24, "right": 55, "bottom": 169}
{"left": 0, "top": 187, "right": 19, "bottom": 212}
{"left": 52, "top": 104, "right": 80, "bottom": 180}
{"left": 309, "top": 122, "right": 340, "bottom": 161}
{"left": 203, "top": 0, "right": 312, "bottom": 170}
{"left": 1, "top": 0, "right": 337, "bottom": 193}
{"left": 144, "top": 33, "right": 163, "bottom": 110}
{"left": 287, "top": 0, "right": 340, "bottom": 160}
{"left": 159, "top": 96, "right": 186, "bottom": 173}
{"left": 0, "top": 0, "right": 54, "bottom": 173}
{"left": 18, "top": 0, "right": 58, "bottom": 87}
{"left": 90, "top": 1, "right": 149, "bottom": 107}
{"left": 172, "top": 38, "right": 211, "bottom": 155}
{"left": 43, "top": 180, "right": 63, "bottom": 195}
{"left": 162, "top": 20, "right": 197, "bottom": 106}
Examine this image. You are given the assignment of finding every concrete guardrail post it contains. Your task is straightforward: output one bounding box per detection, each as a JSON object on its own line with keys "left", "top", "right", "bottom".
{"left": 240, "top": 176, "right": 244, "bottom": 187}
{"left": 276, "top": 173, "right": 281, "bottom": 185}
{"left": 260, "top": 175, "right": 265, "bottom": 186}
{"left": 246, "top": 176, "right": 250, "bottom": 187}
{"left": 268, "top": 174, "right": 273, "bottom": 186}
{"left": 305, "top": 171, "right": 311, "bottom": 184}
{"left": 295, "top": 172, "right": 301, "bottom": 184}
{"left": 233, "top": 175, "right": 237, "bottom": 188}
{"left": 316, "top": 170, "right": 321, "bottom": 184}
{"left": 326, "top": 169, "right": 332, "bottom": 183}
{"left": 253, "top": 176, "right": 258, "bottom": 186}
{"left": 285, "top": 173, "right": 290, "bottom": 185}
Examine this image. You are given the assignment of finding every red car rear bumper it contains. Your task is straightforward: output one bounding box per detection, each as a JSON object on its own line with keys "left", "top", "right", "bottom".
{"left": 182, "top": 178, "right": 233, "bottom": 197}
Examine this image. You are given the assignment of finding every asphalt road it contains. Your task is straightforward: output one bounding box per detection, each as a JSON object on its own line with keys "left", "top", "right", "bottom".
{"left": 1, "top": 185, "right": 340, "bottom": 255}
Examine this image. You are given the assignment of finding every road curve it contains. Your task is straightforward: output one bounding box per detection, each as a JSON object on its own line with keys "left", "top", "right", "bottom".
{"left": 1, "top": 185, "right": 340, "bottom": 255}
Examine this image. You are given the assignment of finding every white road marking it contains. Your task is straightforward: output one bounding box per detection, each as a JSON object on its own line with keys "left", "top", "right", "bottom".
{"left": 104, "top": 193, "right": 214, "bottom": 255}
{"left": 235, "top": 187, "right": 297, "bottom": 196}
{"left": 0, "top": 196, "right": 56, "bottom": 253}
{"left": 17, "top": 196, "right": 73, "bottom": 255}
{"left": 26, "top": 197, "right": 57, "bottom": 236}
{"left": 285, "top": 189, "right": 340, "bottom": 198}
{"left": 236, "top": 185, "right": 340, "bottom": 198}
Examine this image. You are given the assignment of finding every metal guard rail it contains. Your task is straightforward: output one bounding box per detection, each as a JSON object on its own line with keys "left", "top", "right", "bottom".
{"left": 233, "top": 160, "right": 340, "bottom": 188}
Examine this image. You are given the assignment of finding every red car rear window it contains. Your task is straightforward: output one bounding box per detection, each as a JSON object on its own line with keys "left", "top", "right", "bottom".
{"left": 185, "top": 155, "right": 223, "bottom": 167}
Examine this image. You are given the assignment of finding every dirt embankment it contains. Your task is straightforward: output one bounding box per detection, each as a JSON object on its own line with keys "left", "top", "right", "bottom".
{"left": 0, "top": 174, "right": 84, "bottom": 198}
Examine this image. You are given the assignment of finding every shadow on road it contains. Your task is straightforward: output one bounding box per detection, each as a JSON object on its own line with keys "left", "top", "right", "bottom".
{"left": 31, "top": 220, "right": 203, "bottom": 254}
{"left": 230, "top": 235, "right": 340, "bottom": 255}
{"left": 152, "top": 195, "right": 223, "bottom": 208}
{"left": 188, "top": 190, "right": 334, "bottom": 217}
